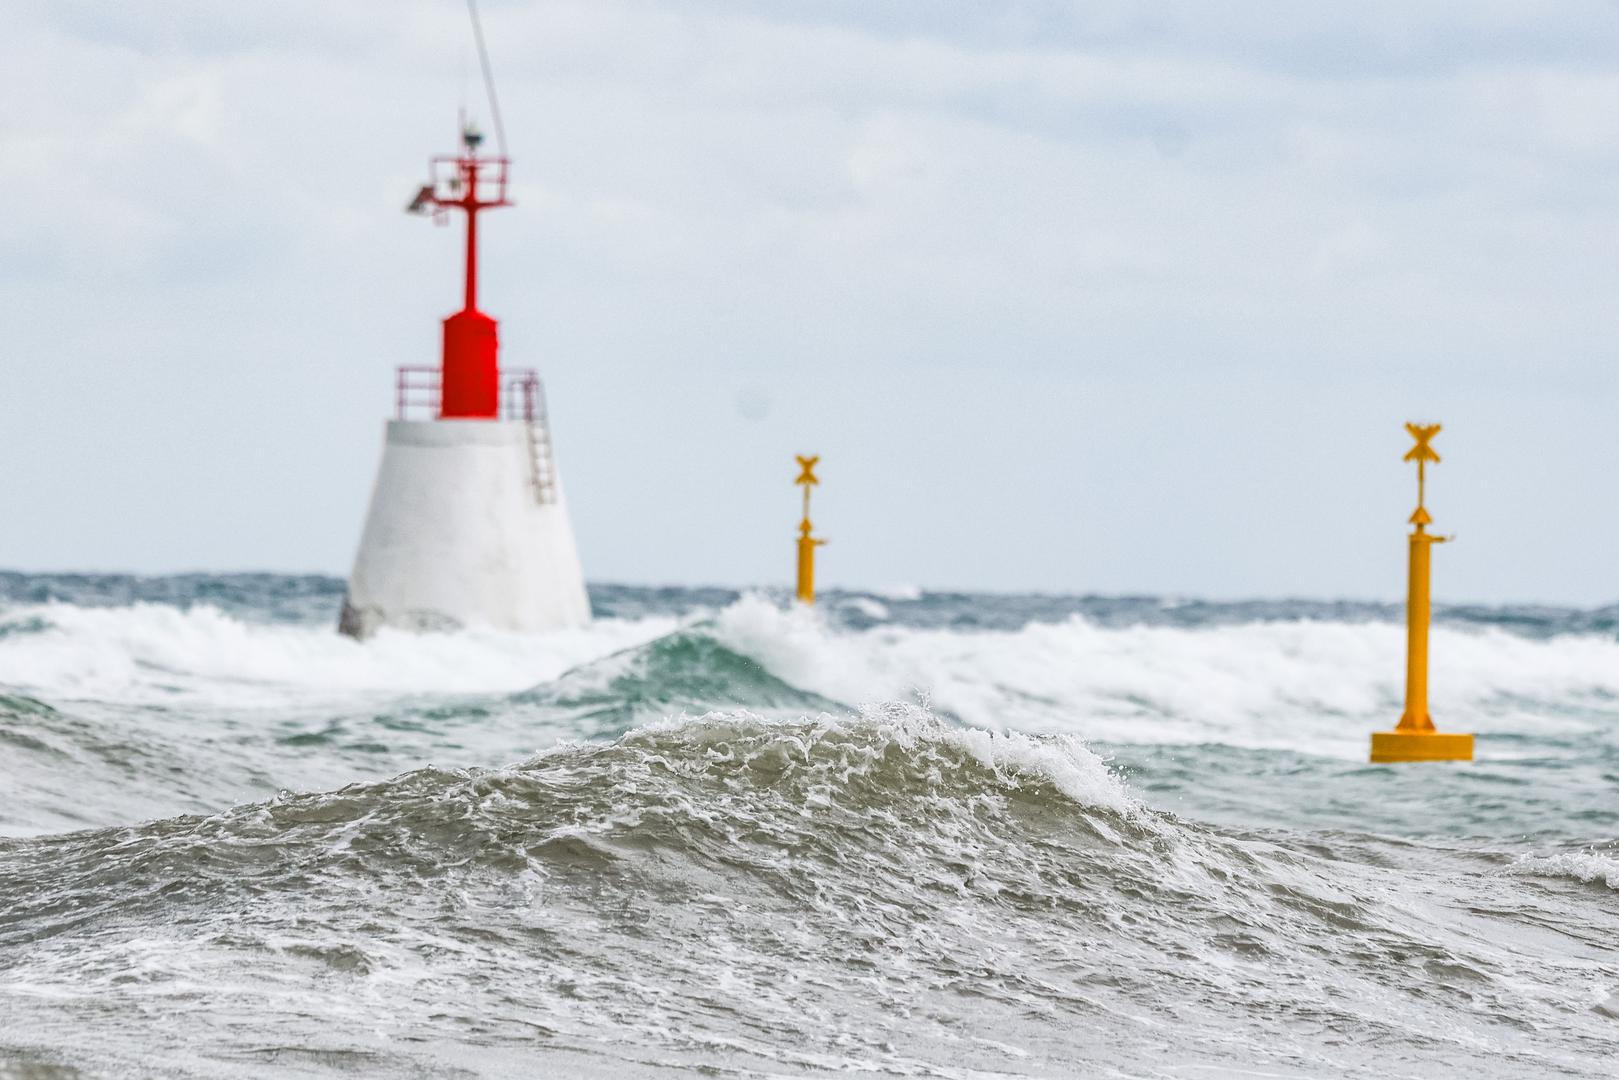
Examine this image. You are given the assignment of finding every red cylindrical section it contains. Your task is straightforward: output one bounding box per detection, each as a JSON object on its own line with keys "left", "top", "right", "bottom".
{"left": 440, "top": 309, "right": 499, "bottom": 418}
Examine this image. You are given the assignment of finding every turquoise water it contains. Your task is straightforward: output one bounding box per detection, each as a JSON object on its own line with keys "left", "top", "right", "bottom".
{"left": 1, "top": 575, "right": 1616, "bottom": 1077}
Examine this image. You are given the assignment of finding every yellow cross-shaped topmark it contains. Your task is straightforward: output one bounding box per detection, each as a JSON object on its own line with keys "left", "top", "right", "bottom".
{"left": 1403, "top": 423, "right": 1441, "bottom": 464}
{"left": 795, "top": 455, "right": 820, "bottom": 487}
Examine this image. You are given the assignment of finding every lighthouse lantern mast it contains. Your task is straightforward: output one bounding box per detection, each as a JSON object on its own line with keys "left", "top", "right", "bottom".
{"left": 406, "top": 123, "right": 511, "bottom": 419}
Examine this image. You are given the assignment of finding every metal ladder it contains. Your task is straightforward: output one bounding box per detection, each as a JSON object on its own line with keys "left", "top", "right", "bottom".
{"left": 508, "top": 373, "right": 558, "bottom": 505}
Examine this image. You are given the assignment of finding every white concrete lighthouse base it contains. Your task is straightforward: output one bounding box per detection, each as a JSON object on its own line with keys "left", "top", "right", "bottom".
{"left": 340, "top": 420, "right": 591, "bottom": 638}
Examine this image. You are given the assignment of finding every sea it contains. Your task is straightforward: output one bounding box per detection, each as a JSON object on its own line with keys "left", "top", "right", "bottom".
{"left": 1, "top": 573, "right": 1616, "bottom": 1078}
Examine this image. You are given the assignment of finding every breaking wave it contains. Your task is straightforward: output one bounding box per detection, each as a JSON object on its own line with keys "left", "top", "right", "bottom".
{"left": 0, "top": 600, "right": 678, "bottom": 705}
{"left": 517, "top": 629, "right": 845, "bottom": 736}
{"left": 3, "top": 593, "right": 1617, "bottom": 760}
{"left": 4, "top": 709, "right": 1614, "bottom": 1077}
{"left": 1510, "top": 848, "right": 1619, "bottom": 890}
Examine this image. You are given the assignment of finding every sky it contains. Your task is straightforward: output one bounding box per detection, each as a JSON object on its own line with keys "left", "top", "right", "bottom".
{"left": 4, "top": 0, "right": 1619, "bottom": 604}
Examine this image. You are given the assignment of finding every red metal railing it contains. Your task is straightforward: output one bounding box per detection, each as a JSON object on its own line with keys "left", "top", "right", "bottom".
{"left": 502, "top": 370, "right": 549, "bottom": 425}
{"left": 396, "top": 365, "right": 439, "bottom": 420}
{"left": 393, "top": 365, "right": 558, "bottom": 503}
{"left": 394, "top": 366, "right": 548, "bottom": 424}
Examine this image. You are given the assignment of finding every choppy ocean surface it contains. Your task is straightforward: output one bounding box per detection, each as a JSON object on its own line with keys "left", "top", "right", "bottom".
{"left": 1, "top": 573, "right": 1616, "bottom": 1079}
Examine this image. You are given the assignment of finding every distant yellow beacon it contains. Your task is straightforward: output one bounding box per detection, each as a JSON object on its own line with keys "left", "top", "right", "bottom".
{"left": 1370, "top": 423, "right": 1474, "bottom": 763}
{"left": 794, "top": 455, "right": 826, "bottom": 604}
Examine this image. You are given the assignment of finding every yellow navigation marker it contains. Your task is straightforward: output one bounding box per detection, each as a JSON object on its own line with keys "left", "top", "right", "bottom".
{"left": 794, "top": 455, "right": 827, "bottom": 604}
{"left": 1370, "top": 423, "right": 1474, "bottom": 763}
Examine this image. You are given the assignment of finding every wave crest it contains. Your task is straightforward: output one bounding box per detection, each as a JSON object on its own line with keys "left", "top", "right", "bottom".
{"left": 517, "top": 630, "right": 844, "bottom": 736}
{"left": 1509, "top": 849, "right": 1619, "bottom": 890}
{"left": 0, "top": 710, "right": 1137, "bottom": 912}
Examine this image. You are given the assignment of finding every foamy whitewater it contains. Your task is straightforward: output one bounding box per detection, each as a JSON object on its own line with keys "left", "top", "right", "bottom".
{"left": 1, "top": 575, "right": 1616, "bottom": 1078}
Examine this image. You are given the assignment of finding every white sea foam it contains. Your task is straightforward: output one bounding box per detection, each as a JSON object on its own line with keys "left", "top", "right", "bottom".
{"left": 838, "top": 596, "right": 891, "bottom": 621}
{"left": 1509, "top": 850, "right": 1619, "bottom": 890}
{"left": 5, "top": 593, "right": 1618, "bottom": 762}
{"left": 869, "top": 583, "right": 923, "bottom": 601}
{"left": 0, "top": 601, "right": 678, "bottom": 707}
{"left": 935, "top": 713, "right": 1134, "bottom": 814}
{"left": 618, "top": 704, "right": 1136, "bottom": 815}
{"left": 709, "top": 594, "right": 1619, "bottom": 758}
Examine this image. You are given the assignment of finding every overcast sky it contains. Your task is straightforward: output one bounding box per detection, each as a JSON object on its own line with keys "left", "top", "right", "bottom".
{"left": 5, "top": 1, "right": 1619, "bottom": 604}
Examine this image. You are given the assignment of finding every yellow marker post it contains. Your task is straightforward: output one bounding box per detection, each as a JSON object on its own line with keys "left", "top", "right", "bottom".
{"left": 1370, "top": 423, "right": 1474, "bottom": 763}
{"left": 794, "top": 455, "right": 826, "bottom": 604}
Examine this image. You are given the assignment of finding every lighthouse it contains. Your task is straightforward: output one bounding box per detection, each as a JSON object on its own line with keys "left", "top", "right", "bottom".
{"left": 338, "top": 124, "right": 591, "bottom": 638}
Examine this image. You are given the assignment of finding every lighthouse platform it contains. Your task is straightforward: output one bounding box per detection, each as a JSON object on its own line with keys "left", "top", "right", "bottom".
{"left": 339, "top": 369, "right": 589, "bottom": 638}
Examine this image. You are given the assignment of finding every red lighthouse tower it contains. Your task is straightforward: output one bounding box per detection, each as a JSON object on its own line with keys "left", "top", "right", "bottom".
{"left": 407, "top": 124, "right": 510, "bottom": 418}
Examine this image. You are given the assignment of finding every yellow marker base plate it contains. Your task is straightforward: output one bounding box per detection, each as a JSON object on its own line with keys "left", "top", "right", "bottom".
{"left": 1370, "top": 730, "right": 1474, "bottom": 763}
